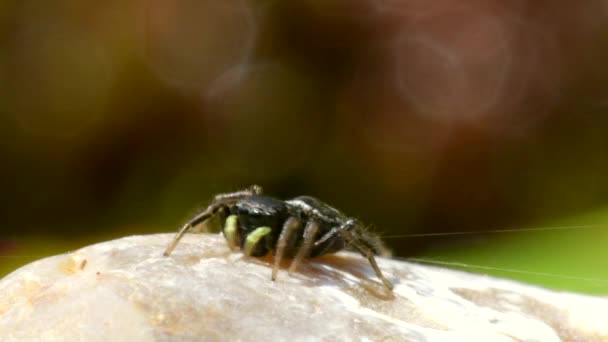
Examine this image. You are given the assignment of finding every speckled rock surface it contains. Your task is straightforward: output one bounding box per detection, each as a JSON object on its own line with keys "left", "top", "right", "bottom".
{"left": 0, "top": 234, "right": 606, "bottom": 341}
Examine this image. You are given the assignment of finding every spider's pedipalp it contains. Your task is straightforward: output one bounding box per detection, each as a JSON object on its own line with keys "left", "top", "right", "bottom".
{"left": 223, "top": 214, "right": 240, "bottom": 250}
{"left": 243, "top": 226, "right": 273, "bottom": 256}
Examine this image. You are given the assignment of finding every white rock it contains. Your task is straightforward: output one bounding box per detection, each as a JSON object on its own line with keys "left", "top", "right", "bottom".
{"left": 0, "top": 234, "right": 606, "bottom": 341}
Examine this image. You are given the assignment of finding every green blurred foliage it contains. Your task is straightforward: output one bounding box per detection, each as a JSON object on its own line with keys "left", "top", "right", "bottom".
{"left": 1, "top": 0, "right": 608, "bottom": 294}
{"left": 415, "top": 207, "right": 608, "bottom": 294}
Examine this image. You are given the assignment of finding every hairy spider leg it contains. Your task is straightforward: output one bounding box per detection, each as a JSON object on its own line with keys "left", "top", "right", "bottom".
{"left": 163, "top": 203, "right": 228, "bottom": 256}
{"left": 288, "top": 221, "right": 320, "bottom": 274}
{"left": 313, "top": 218, "right": 358, "bottom": 248}
{"left": 272, "top": 217, "right": 301, "bottom": 280}
{"left": 340, "top": 229, "right": 394, "bottom": 290}
{"left": 315, "top": 219, "right": 393, "bottom": 290}
{"left": 213, "top": 185, "right": 263, "bottom": 201}
{"left": 163, "top": 186, "right": 263, "bottom": 256}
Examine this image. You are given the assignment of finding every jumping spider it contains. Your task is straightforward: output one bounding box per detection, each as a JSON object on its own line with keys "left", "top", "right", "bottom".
{"left": 163, "top": 185, "right": 393, "bottom": 290}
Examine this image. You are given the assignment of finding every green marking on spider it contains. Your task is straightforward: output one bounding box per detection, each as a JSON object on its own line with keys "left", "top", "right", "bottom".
{"left": 223, "top": 215, "right": 239, "bottom": 250}
{"left": 244, "top": 226, "right": 272, "bottom": 256}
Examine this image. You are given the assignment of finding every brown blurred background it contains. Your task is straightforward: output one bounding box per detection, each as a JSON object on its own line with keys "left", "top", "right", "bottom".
{"left": 1, "top": 0, "right": 608, "bottom": 293}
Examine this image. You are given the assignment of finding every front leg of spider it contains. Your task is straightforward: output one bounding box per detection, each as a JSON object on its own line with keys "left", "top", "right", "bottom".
{"left": 162, "top": 186, "right": 263, "bottom": 256}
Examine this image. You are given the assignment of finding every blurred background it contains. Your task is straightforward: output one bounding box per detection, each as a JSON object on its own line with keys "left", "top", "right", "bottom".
{"left": 1, "top": 0, "right": 608, "bottom": 294}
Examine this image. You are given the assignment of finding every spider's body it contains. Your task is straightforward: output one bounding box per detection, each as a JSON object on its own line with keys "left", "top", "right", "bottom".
{"left": 163, "top": 185, "right": 393, "bottom": 290}
{"left": 233, "top": 195, "right": 346, "bottom": 258}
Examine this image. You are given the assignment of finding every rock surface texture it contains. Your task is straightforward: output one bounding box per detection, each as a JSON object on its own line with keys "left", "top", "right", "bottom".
{"left": 0, "top": 234, "right": 607, "bottom": 341}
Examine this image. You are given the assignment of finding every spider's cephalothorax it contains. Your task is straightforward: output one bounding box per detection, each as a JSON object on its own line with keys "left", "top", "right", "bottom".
{"left": 162, "top": 185, "right": 393, "bottom": 290}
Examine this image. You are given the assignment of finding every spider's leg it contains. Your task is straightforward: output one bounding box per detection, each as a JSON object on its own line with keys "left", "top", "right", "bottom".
{"left": 272, "top": 216, "right": 301, "bottom": 281}
{"left": 288, "top": 221, "right": 319, "bottom": 274}
{"left": 163, "top": 222, "right": 194, "bottom": 257}
{"left": 314, "top": 218, "right": 357, "bottom": 247}
{"left": 163, "top": 186, "right": 262, "bottom": 257}
{"left": 163, "top": 203, "right": 226, "bottom": 256}
{"left": 213, "top": 185, "right": 262, "bottom": 201}
{"left": 340, "top": 230, "right": 394, "bottom": 290}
